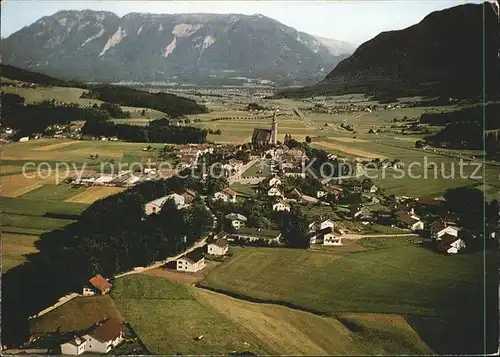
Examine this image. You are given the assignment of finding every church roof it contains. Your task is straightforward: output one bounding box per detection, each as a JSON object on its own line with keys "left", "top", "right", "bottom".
{"left": 252, "top": 128, "right": 272, "bottom": 142}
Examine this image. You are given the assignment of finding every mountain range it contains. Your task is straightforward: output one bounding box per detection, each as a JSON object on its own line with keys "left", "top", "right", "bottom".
{"left": 1, "top": 10, "right": 357, "bottom": 86}
{"left": 280, "top": 3, "right": 499, "bottom": 98}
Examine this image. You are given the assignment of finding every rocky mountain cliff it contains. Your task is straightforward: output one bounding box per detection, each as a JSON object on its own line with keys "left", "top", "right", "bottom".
{"left": 1, "top": 10, "right": 356, "bottom": 86}
{"left": 280, "top": 3, "right": 499, "bottom": 98}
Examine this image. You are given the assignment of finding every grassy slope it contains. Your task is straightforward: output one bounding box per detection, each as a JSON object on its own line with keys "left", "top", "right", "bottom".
{"left": 2, "top": 233, "right": 39, "bottom": 272}
{"left": 112, "top": 274, "right": 431, "bottom": 355}
{"left": 111, "top": 275, "right": 268, "bottom": 355}
{"left": 30, "top": 296, "right": 124, "bottom": 335}
{"left": 200, "top": 239, "right": 497, "bottom": 354}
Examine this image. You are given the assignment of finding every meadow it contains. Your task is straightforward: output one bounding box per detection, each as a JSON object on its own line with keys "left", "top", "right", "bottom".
{"left": 200, "top": 239, "right": 497, "bottom": 354}
{"left": 2, "top": 197, "right": 89, "bottom": 270}
{"left": 111, "top": 274, "right": 431, "bottom": 355}
{"left": 30, "top": 296, "right": 124, "bottom": 335}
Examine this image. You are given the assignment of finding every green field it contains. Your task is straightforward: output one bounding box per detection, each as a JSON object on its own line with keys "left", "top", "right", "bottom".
{"left": 21, "top": 184, "right": 86, "bottom": 201}
{"left": 112, "top": 274, "right": 432, "bottom": 355}
{"left": 200, "top": 240, "right": 497, "bottom": 354}
{"left": 2, "top": 197, "right": 89, "bottom": 270}
{"left": 241, "top": 160, "right": 272, "bottom": 177}
{"left": 111, "top": 275, "right": 268, "bottom": 355}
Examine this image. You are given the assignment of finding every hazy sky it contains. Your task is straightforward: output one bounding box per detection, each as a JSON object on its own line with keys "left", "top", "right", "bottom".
{"left": 1, "top": 1, "right": 483, "bottom": 44}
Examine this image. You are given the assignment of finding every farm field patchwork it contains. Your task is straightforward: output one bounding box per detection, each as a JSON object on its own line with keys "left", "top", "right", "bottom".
{"left": 200, "top": 240, "right": 496, "bottom": 354}
{"left": 21, "top": 184, "right": 86, "bottom": 201}
{"left": 65, "top": 186, "right": 126, "bottom": 204}
{"left": 2, "top": 233, "right": 40, "bottom": 272}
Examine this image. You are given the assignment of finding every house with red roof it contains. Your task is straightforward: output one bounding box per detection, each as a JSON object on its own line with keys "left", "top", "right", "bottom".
{"left": 83, "top": 274, "right": 112, "bottom": 296}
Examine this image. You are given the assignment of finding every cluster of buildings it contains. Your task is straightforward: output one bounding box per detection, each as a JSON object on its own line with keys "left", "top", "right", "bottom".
{"left": 72, "top": 170, "right": 150, "bottom": 188}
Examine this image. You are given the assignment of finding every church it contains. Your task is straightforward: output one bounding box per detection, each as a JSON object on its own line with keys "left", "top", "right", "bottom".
{"left": 252, "top": 113, "right": 278, "bottom": 147}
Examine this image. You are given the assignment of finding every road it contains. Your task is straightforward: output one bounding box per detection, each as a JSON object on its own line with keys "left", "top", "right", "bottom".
{"left": 114, "top": 237, "right": 208, "bottom": 279}
{"left": 341, "top": 233, "right": 417, "bottom": 240}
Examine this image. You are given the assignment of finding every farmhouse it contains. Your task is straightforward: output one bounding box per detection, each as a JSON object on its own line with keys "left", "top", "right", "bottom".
{"left": 430, "top": 221, "right": 459, "bottom": 239}
{"left": 144, "top": 193, "right": 186, "bottom": 215}
{"left": 214, "top": 188, "right": 237, "bottom": 203}
{"left": 225, "top": 213, "right": 247, "bottom": 229}
{"left": 176, "top": 246, "right": 206, "bottom": 273}
{"left": 82, "top": 319, "right": 125, "bottom": 354}
{"left": 236, "top": 227, "right": 282, "bottom": 244}
{"left": 273, "top": 200, "right": 291, "bottom": 212}
{"left": 207, "top": 235, "right": 229, "bottom": 256}
{"left": 352, "top": 206, "right": 373, "bottom": 222}
{"left": 83, "top": 274, "right": 112, "bottom": 296}
{"left": 181, "top": 189, "right": 197, "bottom": 204}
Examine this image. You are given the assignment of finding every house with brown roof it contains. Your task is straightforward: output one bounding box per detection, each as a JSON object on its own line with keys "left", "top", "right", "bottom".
{"left": 83, "top": 274, "right": 112, "bottom": 296}
{"left": 395, "top": 211, "right": 424, "bottom": 231}
{"left": 430, "top": 220, "right": 459, "bottom": 239}
{"left": 82, "top": 319, "right": 125, "bottom": 354}
{"left": 176, "top": 246, "right": 206, "bottom": 273}
{"left": 208, "top": 234, "right": 229, "bottom": 256}
{"left": 437, "top": 233, "right": 466, "bottom": 254}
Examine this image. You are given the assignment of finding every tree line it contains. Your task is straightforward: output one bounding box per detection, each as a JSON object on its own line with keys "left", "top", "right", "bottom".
{"left": 81, "top": 85, "right": 208, "bottom": 118}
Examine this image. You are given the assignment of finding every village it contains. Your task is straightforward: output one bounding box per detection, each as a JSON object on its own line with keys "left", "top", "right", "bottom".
{"left": 15, "top": 115, "right": 492, "bottom": 356}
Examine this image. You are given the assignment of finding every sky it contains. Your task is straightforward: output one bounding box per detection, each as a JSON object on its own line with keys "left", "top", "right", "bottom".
{"left": 1, "top": 1, "right": 483, "bottom": 44}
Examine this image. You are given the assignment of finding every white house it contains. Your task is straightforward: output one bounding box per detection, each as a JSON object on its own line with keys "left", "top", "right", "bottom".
{"left": 268, "top": 186, "right": 282, "bottom": 197}
{"left": 396, "top": 211, "right": 424, "bottom": 231}
{"left": 144, "top": 193, "right": 186, "bottom": 215}
{"left": 225, "top": 213, "right": 247, "bottom": 229}
{"left": 176, "top": 246, "right": 206, "bottom": 273}
{"left": 19, "top": 136, "right": 30, "bottom": 142}
{"left": 82, "top": 319, "right": 125, "bottom": 354}
{"left": 430, "top": 221, "right": 459, "bottom": 239}
{"left": 273, "top": 201, "right": 291, "bottom": 212}
{"left": 269, "top": 175, "right": 282, "bottom": 187}
{"left": 214, "top": 188, "right": 237, "bottom": 203}
{"left": 60, "top": 337, "right": 87, "bottom": 355}
{"left": 437, "top": 234, "right": 466, "bottom": 254}
{"left": 316, "top": 190, "right": 327, "bottom": 198}
{"left": 308, "top": 220, "right": 343, "bottom": 245}
{"left": 236, "top": 227, "right": 281, "bottom": 244}
{"left": 207, "top": 235, "right": 229, "bottom": 256}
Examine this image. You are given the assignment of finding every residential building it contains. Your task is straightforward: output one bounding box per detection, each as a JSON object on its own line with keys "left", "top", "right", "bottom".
{"left": 60, "top": 337, "right": 87, "bottom": 355}
{"left": 144, "top": 193, "right": 186, "bottom": 215}
{"left": 269, "top": 175, "right": 282, "bottom": 187}
{"left": 83, "top": 274, "right": 112, "bottom": 296}
{"left": 176, "top": 246, "right": 206, "bottom": 273}
{"left": 437, "top": 234, "right": 466, "bottom": 254}
{"left": 82, "top": 319, "right": 125, "bottom": 354}
{"left": 267, "top": 186, "right": 282, "bottom": 197}
{"left": 236, "top": 227, "right": 282, "bottom": 244}
{"left": 430, "top": 221, "right": 459, "bottom": 239}
{"left": 207, "top": 235, "right": 229, "bottom": 256}
{"left": 308, "top": 219, "right": 343, "bottom": 245}
{"left": 273, "top": 201, "right": 291, "bottom": 212}
{"left": 352, "top": 206, "right": 373, "bottom": 222}
{"left": 225, "top": 213, "right": 248, "bottom": 229}
{"left": 214, "top": 188, "right": 237, "bottom": 203}
{"left": 395, "top": 211, "right": 424, "bottom": 231}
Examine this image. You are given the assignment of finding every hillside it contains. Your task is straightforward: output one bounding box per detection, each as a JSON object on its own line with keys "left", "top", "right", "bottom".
{"left": 1, "top": 10, "right": 356, "bottom": 86}
{"left": 279, "top": 3, "right": 499, "bottom": 98}
{"left": 1, "top": 64, "right": 85, "bottom": 87}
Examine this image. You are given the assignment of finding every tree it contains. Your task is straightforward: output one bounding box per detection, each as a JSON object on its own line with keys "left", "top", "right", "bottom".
{"left": 141, "top": 109, "right": 146, "bottom": 116}
{"left": 305, "top": 136, "right": 312, "bottom": 144}
{"left": 282, "top": 205, "right": 309, "bottom": 248}
{"left": 184, "top": 201, "right": 214, "bottom": 241}
{"left": 204, "top": 176, "right": 229, "bottom": 195}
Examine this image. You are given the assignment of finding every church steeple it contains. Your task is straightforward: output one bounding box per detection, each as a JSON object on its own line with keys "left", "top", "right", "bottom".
{"left": 271, "top": 111, "right": 278, "bottom": 145}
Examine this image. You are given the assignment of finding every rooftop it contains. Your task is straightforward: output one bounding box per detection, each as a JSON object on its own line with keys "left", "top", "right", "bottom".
{"left": 88, "top": 274, "right": 112, "bottom": 291}
{"left": 182, "top": 246, "right": 206, "bottom": 263}
{"left": 88, "top": 319, "right": 124, "bottom": 343}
